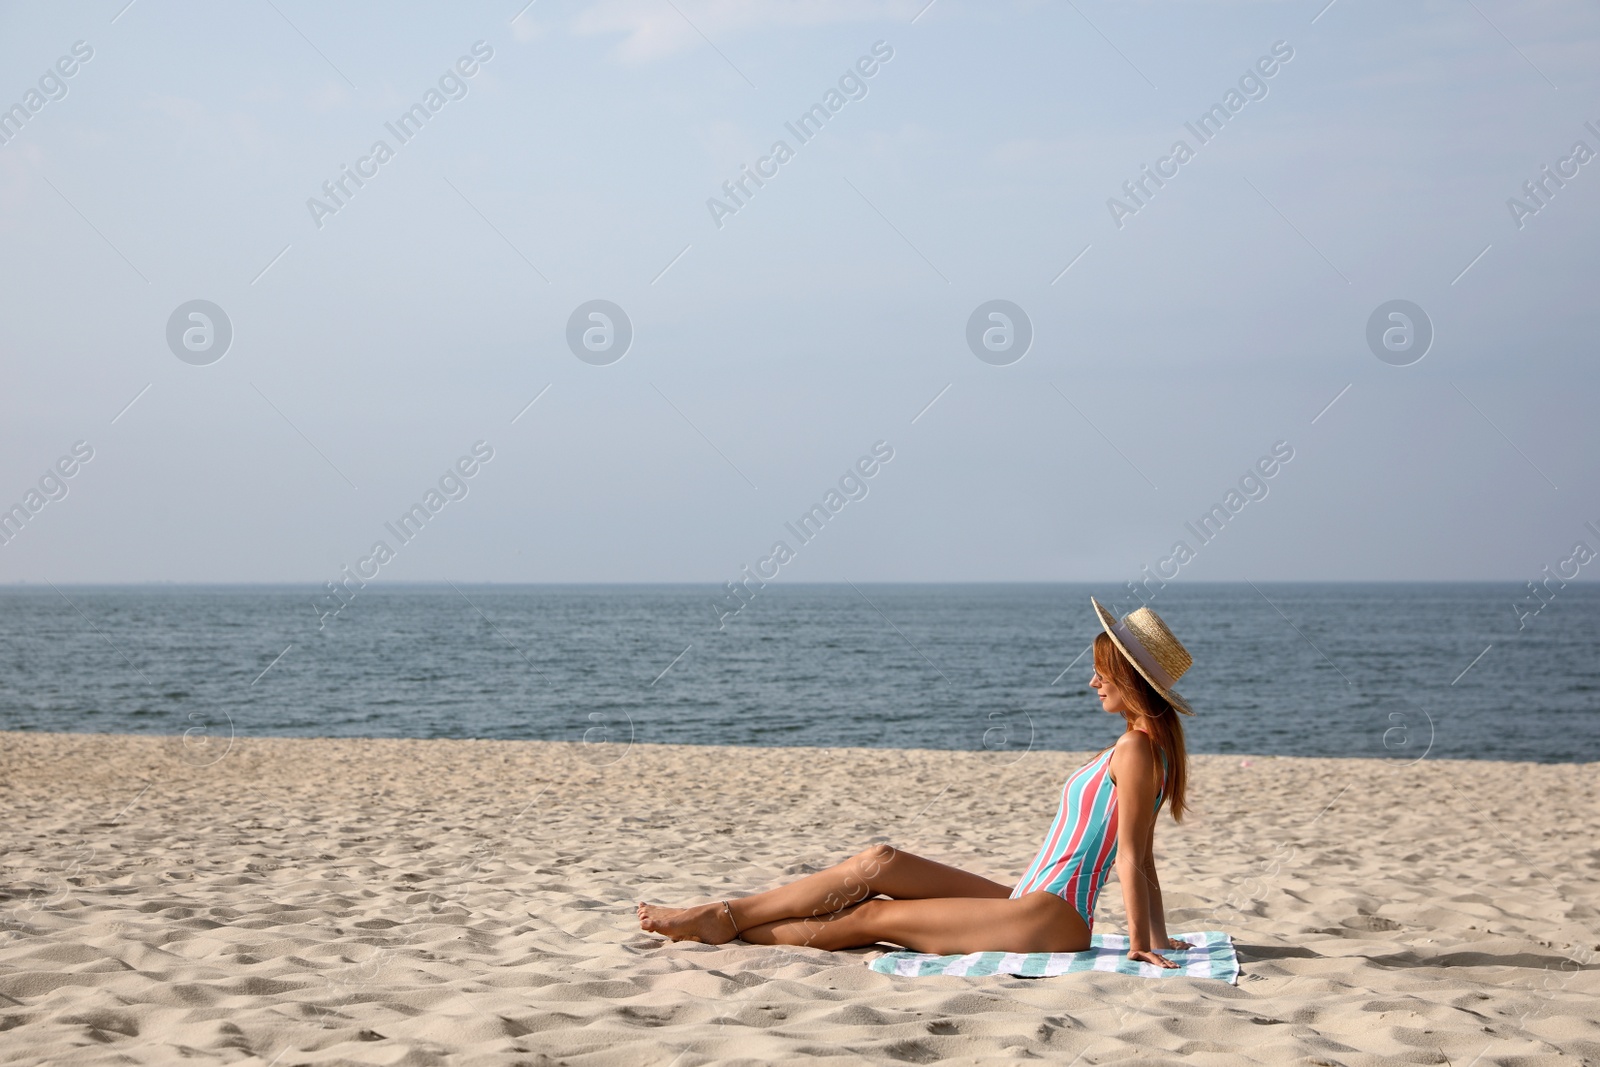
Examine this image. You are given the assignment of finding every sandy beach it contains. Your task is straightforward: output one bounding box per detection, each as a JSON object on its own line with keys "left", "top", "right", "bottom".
{"left": 0, "top": 732, "right": 1595, "bottom": 1065}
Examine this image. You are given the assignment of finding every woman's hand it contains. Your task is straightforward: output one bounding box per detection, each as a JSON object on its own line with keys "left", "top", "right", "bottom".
{"left": 1127, "top": 948, "right": 1180, "bottom": 968}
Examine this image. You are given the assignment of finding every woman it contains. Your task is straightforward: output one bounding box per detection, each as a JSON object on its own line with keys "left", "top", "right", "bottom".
{"left": 637, "top": 598, "right": 1196, "bottom": 968}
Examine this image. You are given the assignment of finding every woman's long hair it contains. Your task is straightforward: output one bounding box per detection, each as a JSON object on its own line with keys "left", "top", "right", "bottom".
{"left": 1092, "top": 632, "right": 1190, "bottom": 821}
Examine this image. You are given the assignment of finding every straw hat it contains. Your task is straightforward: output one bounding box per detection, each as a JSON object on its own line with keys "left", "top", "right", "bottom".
{"left": 1091, "top": 597, "right": 1194, "bottom": 711}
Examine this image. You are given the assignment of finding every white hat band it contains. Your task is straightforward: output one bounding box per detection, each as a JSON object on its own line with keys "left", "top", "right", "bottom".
{"left": 1110, "top": 618, "right": 1177, "bottom": 690}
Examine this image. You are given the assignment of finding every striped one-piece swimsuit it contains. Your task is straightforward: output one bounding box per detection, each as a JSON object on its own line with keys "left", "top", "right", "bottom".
{"left": 1009, "top": 743, "right": 1165, "bottom": 926}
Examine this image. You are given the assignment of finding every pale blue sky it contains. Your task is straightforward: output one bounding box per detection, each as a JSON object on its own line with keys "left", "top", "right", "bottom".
{"left": 1, "top": 0, "right": 1597, "bottom": 583}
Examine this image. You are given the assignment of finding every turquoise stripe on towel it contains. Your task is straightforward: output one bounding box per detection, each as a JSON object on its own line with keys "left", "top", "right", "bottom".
{"left": 868, "top": 931, "right": 1238, "bottom": 983}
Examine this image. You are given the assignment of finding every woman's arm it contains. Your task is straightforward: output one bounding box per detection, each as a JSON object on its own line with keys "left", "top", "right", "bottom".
{"left": 1141, "top": 843, "right": 1168, "bottom": 944}
{"left": 1140, "top": 838, "right": 1190, "bottom": 950}
{"left": 1111, "top": 732, "right": 1177, "bottom": 968}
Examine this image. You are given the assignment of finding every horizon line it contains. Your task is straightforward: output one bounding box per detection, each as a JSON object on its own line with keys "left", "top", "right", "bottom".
{"left": 0, "top": 578, "right": 1582, "bottom": 588}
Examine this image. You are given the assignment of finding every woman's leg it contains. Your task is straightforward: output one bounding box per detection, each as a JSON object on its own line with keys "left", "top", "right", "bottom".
{"left": 637, "top": 844, "right": 1011, "bottom": 944}
{"left": 740, "top": 891, "right": 1089, "bottom": 955}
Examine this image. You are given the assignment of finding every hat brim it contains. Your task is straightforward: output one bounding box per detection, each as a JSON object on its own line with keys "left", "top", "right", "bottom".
{"left": 1090, "top": 596, "right": 1186, "bottom": 707}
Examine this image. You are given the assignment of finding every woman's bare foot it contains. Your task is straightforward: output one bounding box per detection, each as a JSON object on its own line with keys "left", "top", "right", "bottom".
{"left": 636, "top": 900, "right": 739, "bottom": 945}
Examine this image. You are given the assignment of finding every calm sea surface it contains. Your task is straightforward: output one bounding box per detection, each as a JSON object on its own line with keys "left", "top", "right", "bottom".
{"left": 1, "top": 584, "right": 1595, "bottom": 763}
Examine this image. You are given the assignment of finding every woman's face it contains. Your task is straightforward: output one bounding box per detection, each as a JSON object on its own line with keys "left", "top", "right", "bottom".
{"left": 1090, "top": 665, "right": 1128, "bottom": 715}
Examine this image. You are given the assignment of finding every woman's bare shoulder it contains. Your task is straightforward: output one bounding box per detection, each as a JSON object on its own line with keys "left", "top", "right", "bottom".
{"left": 1111, "top": 729, "right": 1158, "bottom": 766}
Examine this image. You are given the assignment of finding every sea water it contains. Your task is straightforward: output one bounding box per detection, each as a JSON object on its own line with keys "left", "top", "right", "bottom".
{"left": 1, "top": 583, "right": 1594, "bottom": 763}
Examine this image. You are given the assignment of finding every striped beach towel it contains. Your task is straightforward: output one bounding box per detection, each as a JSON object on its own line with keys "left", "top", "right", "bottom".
{"left": 868, "top": 930, "right": 1238, "bottom": 983}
